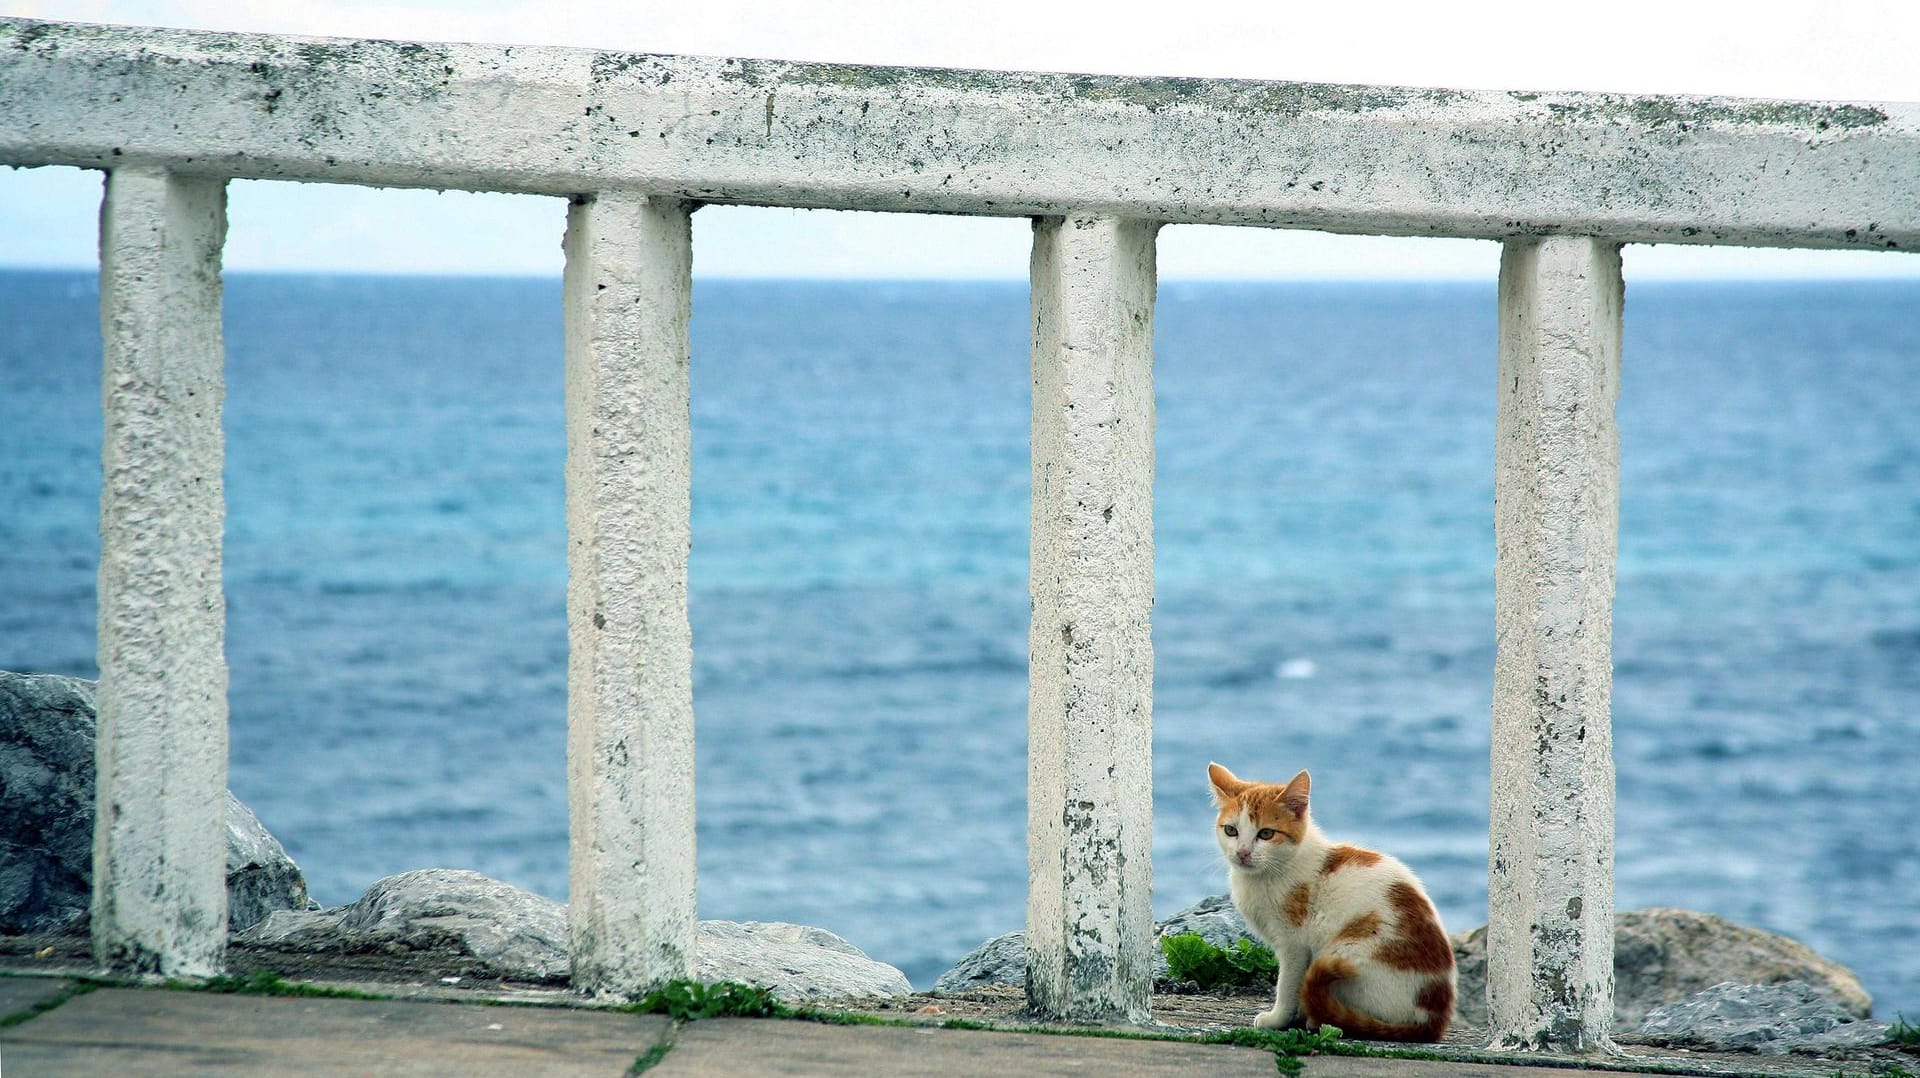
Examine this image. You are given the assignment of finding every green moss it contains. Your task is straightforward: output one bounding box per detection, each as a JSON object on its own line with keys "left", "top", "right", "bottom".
{"left": 787, "top": 1007, "right": 913, "bottom": 1027}
{"left": 0, "top": 980, "right": 97, "bottom": 1028}
{"left": 627, "top": 1040, "right": 674, "bottom": 1074}
{"left": 1159, "top": 932, "right": 1278, "bottom": 990}
{"left": 1543, "top": 94, "right": 1886, "bottom": 131}
{"left": 1197, "top": 1025, "right": 1357, "bottom": 1075}
{"left": 173, "top": 969, "right": 390, "bottom": 1001}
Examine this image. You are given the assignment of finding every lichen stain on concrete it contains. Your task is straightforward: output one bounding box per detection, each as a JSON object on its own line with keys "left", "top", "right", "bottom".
{"left": 6, "top": 19, "right": 62, "bottom": 52}
{"left": 714, "top": 51, "right": 1475, "bottom": 119}
{"left": 1542, "top": 93, "right": 1887, "bottom": 131}
{"left": 589, "top": 51, "right": 675, "bottom": 87}
{"left": 1068, "top": 950, "right": 1115, "bottom": 992}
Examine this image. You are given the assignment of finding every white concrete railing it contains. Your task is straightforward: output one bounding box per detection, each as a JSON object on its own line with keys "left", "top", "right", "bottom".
{"left": 4, "top": 16, "right": 1916, "bottom": 1050}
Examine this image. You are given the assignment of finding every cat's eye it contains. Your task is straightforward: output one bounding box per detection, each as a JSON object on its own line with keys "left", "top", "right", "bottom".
{"left": 1222, "top": 825, "right": 1239, "bottom": 837}
{"left": 1257, "top": 828, "right": 1277, "bottom": 841}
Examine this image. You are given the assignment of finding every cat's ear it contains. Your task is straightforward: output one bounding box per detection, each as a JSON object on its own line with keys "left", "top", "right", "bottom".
{"left": 1281, "top": 769, "right": 1311, "bottom": 817}
{"left": 1208, "top": 762, "right": 1246, "bottom": 804}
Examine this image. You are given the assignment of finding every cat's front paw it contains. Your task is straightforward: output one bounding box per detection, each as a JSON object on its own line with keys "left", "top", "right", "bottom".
{"left": 1253, "top": 1007, "right": 1298, "bottom": 1031}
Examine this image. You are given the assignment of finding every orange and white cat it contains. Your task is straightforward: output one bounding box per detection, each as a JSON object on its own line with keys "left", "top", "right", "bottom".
{"left": 1209, "top": 762, "right": 1455, "bottom": 1041}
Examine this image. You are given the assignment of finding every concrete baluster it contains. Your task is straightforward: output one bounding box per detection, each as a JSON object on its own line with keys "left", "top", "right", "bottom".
{"left": 562, "top": 191, "right": 697, "bottom": 997}
{"left": 1488, "top": 236, "right": 1624, "bottom": 1053}
{"left": 1025, "top": 214, "right": 1159, "bottom": 1024}
{"left": 93, "top": 166, "right": 231, "bottom": 976}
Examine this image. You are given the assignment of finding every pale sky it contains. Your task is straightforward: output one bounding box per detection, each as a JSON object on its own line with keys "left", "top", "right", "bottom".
{"left": 4, "top": 0, "right": 1919, "bottom": 279}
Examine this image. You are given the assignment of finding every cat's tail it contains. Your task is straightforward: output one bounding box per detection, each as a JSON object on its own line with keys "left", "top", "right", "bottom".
{"left": 1299, "top": 956, "right": 1452, "bottom": 1043}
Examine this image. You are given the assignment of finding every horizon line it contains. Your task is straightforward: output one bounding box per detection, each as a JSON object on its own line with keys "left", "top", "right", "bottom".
{"left": 5, "top": 264, "right": 1918, "bottom": 285}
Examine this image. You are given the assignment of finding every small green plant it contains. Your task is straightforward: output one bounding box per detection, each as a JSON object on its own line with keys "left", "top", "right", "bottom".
{"left": 629, "top": 979, "right": 785, "bottom": 1021}
{"left": 627, "top": 1041, "right": 674, "bottom": 1074}
{"left": 1891, "top": 1013, "right": 1919, "bottom": 1046}
{"left": 1200, "top": 1024, "right": 1350, "bottom": 1075}
{"left": 1159, "top": 932, "right": 1278, "bottom": 991}
{"left": 788, "top": 1007, "right": 904, "bottom": 1027}
{"left": 938, "top": 1017, "right": 997, "bottom": 1032}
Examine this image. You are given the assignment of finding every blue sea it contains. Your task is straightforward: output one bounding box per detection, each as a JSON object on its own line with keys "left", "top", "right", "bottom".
{"left": 2, "top": 270, "right": 1916, "bottom": 1017}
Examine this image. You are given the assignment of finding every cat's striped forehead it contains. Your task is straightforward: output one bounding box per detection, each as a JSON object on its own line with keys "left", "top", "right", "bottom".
{"left": 1215, "top": 784, "right": 1305, "bottom": 831}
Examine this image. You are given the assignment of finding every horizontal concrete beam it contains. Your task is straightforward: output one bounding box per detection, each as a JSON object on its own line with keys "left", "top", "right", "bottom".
{"left": 3, "top": 17, "right": 1918, "bottom": 251}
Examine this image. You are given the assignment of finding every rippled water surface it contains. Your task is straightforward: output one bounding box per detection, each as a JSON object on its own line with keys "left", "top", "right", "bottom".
{"left": 3, "top": 271, "right": 1915, "bottom": 1014}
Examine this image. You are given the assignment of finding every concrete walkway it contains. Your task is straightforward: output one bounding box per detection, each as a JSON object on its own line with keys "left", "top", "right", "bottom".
{"left": 0, "top": 978, "right": 1709, "bottom": 1077}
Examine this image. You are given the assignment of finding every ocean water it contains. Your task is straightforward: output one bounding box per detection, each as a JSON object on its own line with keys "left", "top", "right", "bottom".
{"left": 2, "top": 270, "right": 1916, "bottom": 1016}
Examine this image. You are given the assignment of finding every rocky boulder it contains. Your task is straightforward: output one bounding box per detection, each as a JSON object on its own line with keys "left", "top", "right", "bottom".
{"left": 240, "top": 868, "right": 912, "bottom": 1000}
{"left": 1451, "top": 908, "right": 1873, "bottom": 1028}
{"left": 699, "top": 920, "right": 912, "bottom": 1002}
{"left": 932, "top": 893, "right": 1263, "bottom": 993}
{"left": 240, "top": 868, "right": 571, "bottom": 980}
{"left": 1633, "top": 981, "right": 1890, "bottom": 1054}
{"left": 936, "top": 900, "right": 1875, "bottom": 1030}
{"left": 0, "top": 671, "right": 309, "bottom": 934}
{"left": 931, "top": 930, "right": 1025, "bottom": 993}
{"left": 1156, "top": 893, "right": 1256, "bottom": 951}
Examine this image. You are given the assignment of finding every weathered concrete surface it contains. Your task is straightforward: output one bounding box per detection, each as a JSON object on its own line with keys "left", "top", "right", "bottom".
{"left": 654, "top": 1018, "right": 1278, "bottom": 1077}
{"left": 1488, "top": 237, "right": 1623, "bottom": 1053}
{"left": 1302, "top": 1059, "right": 1641, "bottom": 1078}
{"left": 0, "top": 986, "right": 671, "bottom": 1077}
{"left": 0, "top": 975, "right": 1902, "bottom": 1078}
{"left": 3, "top": 18, "right": 1919, "bottom": 250}
{"left": 563, "top": 191, "right": 696, "bottom": 998}
{"left": 0, "top": 976, "right": 76, "bottom": 1021}
{"left": 92, "top": 166, "right": 231, "bottom": 978}
{"left": 1026, "top": 215, "right": 1157, "bottom": 1023}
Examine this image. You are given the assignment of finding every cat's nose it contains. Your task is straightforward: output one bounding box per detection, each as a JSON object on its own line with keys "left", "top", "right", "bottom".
{"left": 1236, "top": 849, "right": 1252, "bottom": 865}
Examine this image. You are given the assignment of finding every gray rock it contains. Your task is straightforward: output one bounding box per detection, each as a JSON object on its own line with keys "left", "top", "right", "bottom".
{"left": 0, "top": 673, "right": 95, "bottom": 934}
{"left": 0, "top": 671, "right": 308, "bottom": 934}
{"left": 932, "top": 893, "right": 1263, "bottom": 992}
{"left": 931, "top": 930, "right": 1025, "bottom": 993}
{"left": 226, "top": 797, "right": 313, "bottom": 932}
{"left": 238, "top": 868, "right": 570, "bottom": 981}
{"left": 1451, "top": 908, "right": 1873, "bottom": 1028}
{"left": 1156, "top": 893, "right": 1256, "bottom": 951}
{"left": 1449, "top": 926, "right": 1487, "bottom": 1021}
{"left": 698, "top": 920, "right": 911, "bottom": 1001}
{"left": 1634, "top": 981, "right": 1890, "bottom": 1055}
{"left": 241, "top": 868, "right": 913, "bottom": 1000}
{"left": 937, "top": 902, "right": 1876, "bottom": 1029}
